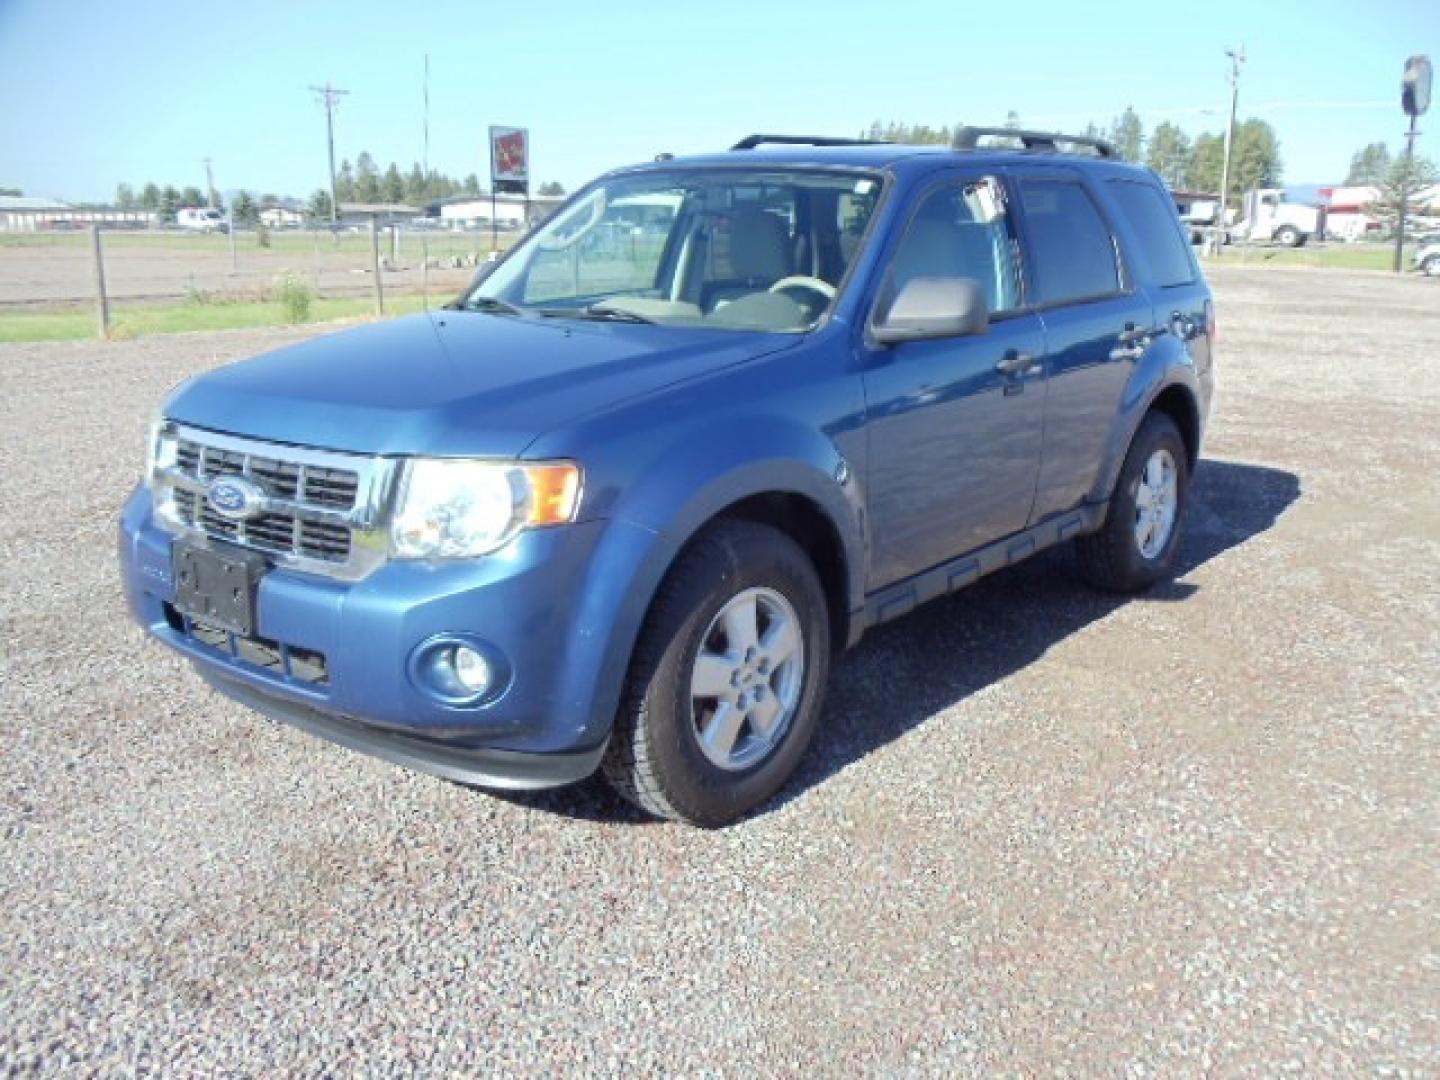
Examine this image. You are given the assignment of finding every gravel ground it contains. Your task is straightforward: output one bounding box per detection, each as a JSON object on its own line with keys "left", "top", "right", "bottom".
{"left": 1, "top": 265, "right": 1437, "bottom": 1075}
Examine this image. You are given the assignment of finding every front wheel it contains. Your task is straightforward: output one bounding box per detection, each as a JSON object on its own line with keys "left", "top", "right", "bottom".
{"left": 601, "top": 520, "right": 831, "bottom": 826}
{"left": 1422, "top": 254, "right": 1440, "bottom": 277}
{"left": 1274, "top": 225, "right": 1302, "bottom": 247}
{"left": 1075, "top": 412, "right": 1190, "bottom": 593}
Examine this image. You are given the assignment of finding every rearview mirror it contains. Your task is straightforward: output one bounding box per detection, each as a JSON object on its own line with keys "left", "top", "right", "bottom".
{"left": 872, "top": 276, "right": 989, "bottom": 345}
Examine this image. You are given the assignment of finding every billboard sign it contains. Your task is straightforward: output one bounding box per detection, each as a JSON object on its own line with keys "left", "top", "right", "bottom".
{"left": 490, "top": 126, "right": 529, "bottom": 194}
{"left": 1403, "top": 55, "right": 1432, "bottom": 117}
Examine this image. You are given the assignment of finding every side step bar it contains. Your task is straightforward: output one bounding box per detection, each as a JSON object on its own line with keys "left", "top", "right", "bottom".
{"left": 856, "top": 505, "right": 1104, "bottom": 638}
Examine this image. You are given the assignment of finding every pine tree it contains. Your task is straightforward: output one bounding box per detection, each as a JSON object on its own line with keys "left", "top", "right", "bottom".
{"left": 1345, "top": 143, "right": 1391, "bottom": 186}
{"left": 405, "top": 163, "right": 427, "bottom": 203}
{"left": 306, "top": 189, "right": 333, "bottom": 223}
{"left": 232, "top": 190, "right": 259, "bottom": 227}
{"left": 159, "top": 185, "right": 181, "bottom": 224}
{"left": 382, "top": 163, "right": 405, "bottom": 204}
{"left": 1146, "top": 122, "right": 1192, "bottom": 187}
{"left": 1108, "top": 107, "right": 1145, "bottom": 162}
{"left": 334, "top": 160, "right": 356, "bottom": 203}
{"left": 354, "top": 152, "right": 381, "bottom": 204}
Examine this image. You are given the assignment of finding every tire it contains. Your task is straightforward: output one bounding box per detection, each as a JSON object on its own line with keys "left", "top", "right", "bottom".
{"left": 1422, "top": 255, "right": 1440, "bottom": 277}
{"left": 601, "top": 519, "right": 831, "bottom": 826}
{"left": 1076, "top": 412, "right": 1189, "bottom": 593}
{"left": 1274, "top": 225, "right": 1301, "bottom": 248}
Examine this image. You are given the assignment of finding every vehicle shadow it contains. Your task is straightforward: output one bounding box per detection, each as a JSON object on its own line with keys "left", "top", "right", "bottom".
{"left": 492, "top": 458, "right": 1301, "bottom": 826}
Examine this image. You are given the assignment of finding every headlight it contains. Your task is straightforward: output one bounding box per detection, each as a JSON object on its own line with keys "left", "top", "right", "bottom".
{"left": 390, "top": 458, "right": 581, "bottom": 559}
{"left": 146, "top": 414, "right": 177, "bottom": 482}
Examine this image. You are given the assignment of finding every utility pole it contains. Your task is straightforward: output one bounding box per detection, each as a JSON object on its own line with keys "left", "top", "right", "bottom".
{"left": 1214, "top": 45, "right": 1244, "bottom": 257}
{"left": 203, "top": 157, "right": 217, "bottom": 209}
{"left": 1395, "top": 56, "right": 1433, "bottom": 273}
{"left": 1394, "top": 113, "right": 1420, "bottom": 272}
{"left": 421, "top": 54, "right": 430, "bottom": 309}
{"left": 309, "top": 81, "right": 349, "bottom": 229}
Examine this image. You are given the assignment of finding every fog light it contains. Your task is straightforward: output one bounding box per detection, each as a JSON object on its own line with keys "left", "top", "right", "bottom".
{"left": 408, "top": 636, "right": 508, "bottom": 705}
{"left": 452, "top": 646, "right": 491, "bottom": 694}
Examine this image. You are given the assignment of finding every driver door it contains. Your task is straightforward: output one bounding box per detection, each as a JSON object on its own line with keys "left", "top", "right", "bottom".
{"left": 861, "top": 174, "right": 1047, "bottom": 589}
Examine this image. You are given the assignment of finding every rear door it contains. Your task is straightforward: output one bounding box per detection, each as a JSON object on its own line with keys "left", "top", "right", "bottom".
{"left": 1010, "top": 167, "right": 1155, "bottom": 522}
{"left": 1102, "top": 175, "right": 1214, "bottom": 386}
{"left": 861, "top": 172, "right": 1047, "bottom": 588}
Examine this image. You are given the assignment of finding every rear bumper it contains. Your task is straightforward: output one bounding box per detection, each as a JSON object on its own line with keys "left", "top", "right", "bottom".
{"left": 200, "top": 669, "right": 607, "bottom": 790}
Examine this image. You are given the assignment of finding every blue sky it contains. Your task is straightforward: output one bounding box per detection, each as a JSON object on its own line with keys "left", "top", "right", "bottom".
{"left": 0, "top": 0, "right": 1432, "bottom": 202}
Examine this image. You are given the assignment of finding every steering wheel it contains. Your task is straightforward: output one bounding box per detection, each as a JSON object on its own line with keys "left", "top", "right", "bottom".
{"left": 768, "top": 276, "right": 837, "bottom": 303}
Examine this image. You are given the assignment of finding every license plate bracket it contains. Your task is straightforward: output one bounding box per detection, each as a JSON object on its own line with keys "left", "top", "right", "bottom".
{"left": 172, "top": 541, "right": 267, "bottom": 636}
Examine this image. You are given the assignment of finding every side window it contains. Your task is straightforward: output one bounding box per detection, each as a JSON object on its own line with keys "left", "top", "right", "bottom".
{"left": 1017, "top": 177, "right": 1122, "bottom": 306}
{"left": 1106, "top": 180, "right": 1197, "bottom": 288}
{"left": 885, "top": 178, "right": 1021, "bottom": 314}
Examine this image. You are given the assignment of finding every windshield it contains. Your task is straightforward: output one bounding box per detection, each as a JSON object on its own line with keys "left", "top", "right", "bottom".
{"left": 465, "top": 168, "right": 883, "bottom": 332}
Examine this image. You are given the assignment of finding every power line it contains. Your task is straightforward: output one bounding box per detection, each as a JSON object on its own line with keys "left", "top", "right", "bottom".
{"left": 309, "top": 81, "right": 349, "bottom": 228}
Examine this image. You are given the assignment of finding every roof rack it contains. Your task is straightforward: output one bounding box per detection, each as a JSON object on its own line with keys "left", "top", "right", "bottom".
{"left": 731, "top": 134, "right": 889, "bottom": 151}
{"left": 951, "top": 126, "right": 1117, "bottom": 159}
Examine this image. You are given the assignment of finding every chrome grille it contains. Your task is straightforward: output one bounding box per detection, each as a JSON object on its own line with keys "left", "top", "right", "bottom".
{"left": 153, "top": 424, "right": 396, "bottom": 581}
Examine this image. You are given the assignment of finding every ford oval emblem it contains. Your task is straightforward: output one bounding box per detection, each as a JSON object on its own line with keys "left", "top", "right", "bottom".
{"left": 206, "top": 477, "right": 265, "bottom": 521}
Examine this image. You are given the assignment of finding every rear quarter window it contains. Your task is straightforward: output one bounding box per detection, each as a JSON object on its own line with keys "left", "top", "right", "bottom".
{"left": 1106, "top": 179, "right": 1197, "bottom": 288}
{"left": 1016, "top": 178, "right": 1122, "bottom": 306}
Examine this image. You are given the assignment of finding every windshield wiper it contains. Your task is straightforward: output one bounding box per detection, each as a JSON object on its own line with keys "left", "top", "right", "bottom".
{"left": 456, "top": 296, "right": 527, "bottom": 317}
{"left": 540, "top": 303, "right": 657, "bottom": 325}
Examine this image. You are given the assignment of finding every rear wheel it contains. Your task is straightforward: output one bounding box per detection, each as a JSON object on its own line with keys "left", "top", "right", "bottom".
{"left": 1076, "top": 412, "right": 1189, "bottom": 593}
{"left": 1422, "top": 254, "right": 1440, "bottom": 277}
{"left": 601, "top": 520, "right": 830, "bottom": 826}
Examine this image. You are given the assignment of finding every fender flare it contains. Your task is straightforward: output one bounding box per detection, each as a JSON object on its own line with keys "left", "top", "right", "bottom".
{"left": 557, "top": 417, "right": 867, "bottom": 741}
{"left": 1088, "top": 347, "right": 1203, "bottom": 505}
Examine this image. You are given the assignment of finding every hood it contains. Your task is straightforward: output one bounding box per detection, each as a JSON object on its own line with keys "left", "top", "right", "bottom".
{"left": 166, "top": 312, "right": 796, "bottom": 457}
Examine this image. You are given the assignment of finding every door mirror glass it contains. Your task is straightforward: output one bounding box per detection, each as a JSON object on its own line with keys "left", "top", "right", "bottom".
{"left": 872, "top": 276, "right": 989, "bottom": 344}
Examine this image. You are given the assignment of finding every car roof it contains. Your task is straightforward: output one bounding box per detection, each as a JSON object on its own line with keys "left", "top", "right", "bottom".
{"left": 616, "top": 142, "right": 1155, "bottom": 180}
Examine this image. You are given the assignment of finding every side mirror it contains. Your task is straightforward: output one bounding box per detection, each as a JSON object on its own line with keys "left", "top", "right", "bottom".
{"left": 872, "top": 276, "right": 989, "bottom": 345}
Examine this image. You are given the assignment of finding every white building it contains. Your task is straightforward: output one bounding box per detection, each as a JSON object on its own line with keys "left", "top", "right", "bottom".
{"left": 259, "top": 206, "right": 305, "bottom": 229}
{"left": 0, "top": 195, "right": 156, "bottom": 232}
{"left": 437, "top": 193, "right": 565, "bottom": 231}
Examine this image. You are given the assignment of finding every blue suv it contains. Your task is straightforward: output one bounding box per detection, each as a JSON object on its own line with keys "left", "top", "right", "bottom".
{"left": 119, "top": 128, "right": 1215, "bottom": 826}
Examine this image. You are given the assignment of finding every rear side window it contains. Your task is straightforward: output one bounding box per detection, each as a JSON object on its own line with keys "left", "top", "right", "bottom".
{"left": 1017, "top": 178, "right": 1121, "bottom": 306}
{"left": 1107, "top": 179, "right": 1197, "bottom": 287}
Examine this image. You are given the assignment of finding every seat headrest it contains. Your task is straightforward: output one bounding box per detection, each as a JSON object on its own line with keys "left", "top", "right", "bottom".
{"left": 729, "top": 205, "right": 791, "bottom": 282}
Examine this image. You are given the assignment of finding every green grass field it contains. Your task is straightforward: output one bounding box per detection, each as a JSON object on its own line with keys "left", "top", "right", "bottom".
{"left": 0, "top": 228, "right": 515, "bottom": 259}
{"left": 1208, "top": 242, "right": 1413, "bottom": 272}
{"left": 0, "top": 294, "right": 433, "bottom": 343}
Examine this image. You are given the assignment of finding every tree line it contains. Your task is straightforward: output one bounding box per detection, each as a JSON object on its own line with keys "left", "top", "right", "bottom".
{"left": 1342, "top": 141, "right": 1439, "bottom": 232}
{"left": 110, "top": 156, "right": 568, "bottom": 227}
{"left": 862, "top": 108, "right": 1284, "bottom": 192}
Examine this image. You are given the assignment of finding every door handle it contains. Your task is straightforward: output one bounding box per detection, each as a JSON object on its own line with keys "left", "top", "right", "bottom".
{"left": 995, "top": 349, "right": 1038, "bottom": 377}
{"left": 1117, "top": 322, "right": 1163, "bottom": 345}
{"left": 1170, "top": 311, "right": 1198, "bottom": 339}
{"left": 1112, "top": 321, "right": 1166, "bottom": 362}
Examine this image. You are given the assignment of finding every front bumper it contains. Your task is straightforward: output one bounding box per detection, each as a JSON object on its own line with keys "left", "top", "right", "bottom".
{"left": 118, "top": 486, "right": 647, "bottom": 788}
{"left": 200, "top": 669, "right": 606, "bottom": 789}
